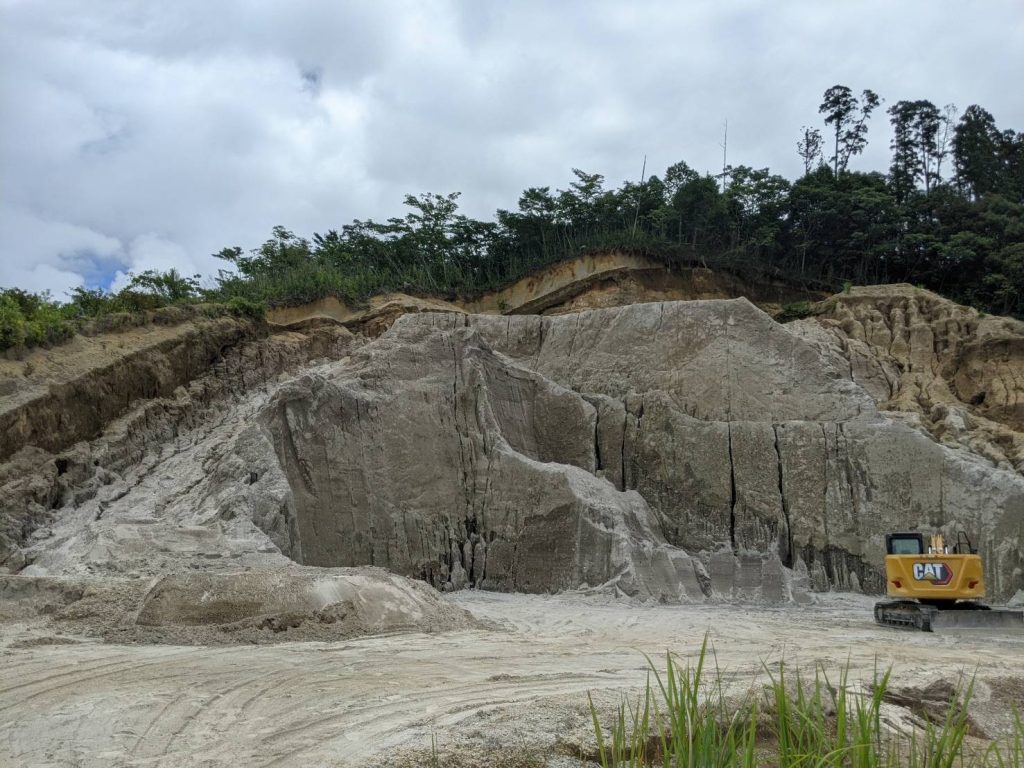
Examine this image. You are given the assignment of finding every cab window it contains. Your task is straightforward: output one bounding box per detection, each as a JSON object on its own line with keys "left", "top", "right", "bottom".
{"left": 887, "top": 534, "right": 923, "bottom": 555}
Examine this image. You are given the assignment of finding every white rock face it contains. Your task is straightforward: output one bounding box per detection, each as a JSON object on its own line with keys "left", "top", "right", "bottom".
{"left": 6, "top": 298, "right": 1024, "bottom": 602}
{"left": 261, "top": 318, "right": 706, "bottom": 601}
{"left": 259, "top": 300, "right": 1024, "bottom": 600}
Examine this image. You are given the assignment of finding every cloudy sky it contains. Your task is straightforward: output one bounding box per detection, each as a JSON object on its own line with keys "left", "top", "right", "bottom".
{"left": 2, "top": 0, "right": 1022, "bottom": 297}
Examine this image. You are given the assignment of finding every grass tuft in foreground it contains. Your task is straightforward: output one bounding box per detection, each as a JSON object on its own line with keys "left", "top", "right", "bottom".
{"left": 588, "top": 637, "right": 1023, "bottom": 767}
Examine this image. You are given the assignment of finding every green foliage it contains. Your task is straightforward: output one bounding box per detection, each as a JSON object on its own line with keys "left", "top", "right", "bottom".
{"left": 5, "top": 84, "right": 1024, "bottom": 351}
{"left": 63, "top": 271, "right": 202, "bottom": 320}
{"left": 887, "top": 100, "right": 957, "bottom": 202}
{"left": 0, "top": 292, "right": 27, "bottom": 348}
{"left": 23, "top": 300, "right": 75, "bottom": 346}
{"left": 819, "top": 85, "right": 882, "bottom": 176}
{"left": 125, "top": 269, "right": 201, "bottom": 303}
{"left": 0, "top": 289, "right": 76, "bottom": 350}
{"left": 2, "top": 268, "right": 236, "bottom": 351}
{"left": 777, "top": 301, "right": 813, "bottom": 322}
{"left": 225, "top": 296, "right": 265, "bottom": 319}
{"left": 588, "top": 640, "right": 1023, "bottom": 767}
{"left": 588, "top": 639, "right": 758, "bottom": 768}
{"left": 66, "top": 287, "right": 111, "bottom": 319}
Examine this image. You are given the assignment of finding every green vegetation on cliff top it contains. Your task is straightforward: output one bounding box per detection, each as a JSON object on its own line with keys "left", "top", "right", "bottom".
{"left": 3, "top": 86, "right": 1023, "bottom": 351}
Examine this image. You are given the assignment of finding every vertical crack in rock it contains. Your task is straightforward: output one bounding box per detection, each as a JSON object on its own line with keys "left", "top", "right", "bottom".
{"left": 772, "top": 424, "right": 794, "bottom": 567}
{"left": 838, "top": 334, "right": 856, "bottom": 384}
{"left": 449, "top": 336, "right": 473, "bottom": 513}
{"left": 836, "top": 422, "right": 859, "bottom": 526}
{"left": 620, "top": 405, "right": 629, "bottom": 491}
{"left": 938, "top": 454, "right": 944, "bottom": 517}
{"left": 727, "top": 422, "right": 737, "bottom": 552}
{"left": 533, "top": 316, "right": 547, "bottom": 371}
{"left": 278, "top": 402, "right": 316, "bottom": 498}
{"left": 725, "top": 305, "right": 734, "bottom": 421}
{"left": 593, "top": 404, "right": 603, "bottom": 472}
{"left": 819, "top": 422, "right": 831, "bottom": 542}
{"left": 568, "top": 313, "right": 582, "bottom": 362}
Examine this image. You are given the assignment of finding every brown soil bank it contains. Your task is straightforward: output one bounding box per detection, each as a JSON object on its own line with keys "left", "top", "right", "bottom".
{"left": 265, "top": 252, "right": 823, "bottom": 332}
{"left": 0, "top": 314, "right": 258, "bottom": 463}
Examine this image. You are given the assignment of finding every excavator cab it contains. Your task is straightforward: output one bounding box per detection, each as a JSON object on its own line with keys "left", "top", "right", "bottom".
{"left": 874, "top": 530, "right": 1022, "bottom": 631}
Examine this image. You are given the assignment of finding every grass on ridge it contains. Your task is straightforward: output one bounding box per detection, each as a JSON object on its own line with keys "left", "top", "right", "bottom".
{"left": 587, "top": 636, "right": 1023, "bottom": 768}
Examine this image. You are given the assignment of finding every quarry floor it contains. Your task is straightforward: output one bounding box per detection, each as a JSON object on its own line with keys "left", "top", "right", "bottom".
{"left": 1, "top": 592, "right": 1023, "bottom": 768}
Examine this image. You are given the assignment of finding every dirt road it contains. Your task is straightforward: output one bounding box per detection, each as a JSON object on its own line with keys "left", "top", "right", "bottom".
{"left": 1, "top": 592, "right": 1022, "bottom": 767}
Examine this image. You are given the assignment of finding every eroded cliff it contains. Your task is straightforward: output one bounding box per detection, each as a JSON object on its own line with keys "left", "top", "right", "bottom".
{"left": 3, "top": 272, "right": 1023, "bottom": 605}
{"left": 795, "top": 284, "right": 1024, "bottom": 473}
{"left": 259, "top": 301, "right": 1024, "bottom": 600}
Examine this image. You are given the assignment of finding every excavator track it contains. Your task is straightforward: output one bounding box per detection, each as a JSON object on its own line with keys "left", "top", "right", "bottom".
{"left": 874, "top": 600, "right": 937, "bottom": 631}
{"left": 874, "top": 600, "right": 1024, "bottom": 632}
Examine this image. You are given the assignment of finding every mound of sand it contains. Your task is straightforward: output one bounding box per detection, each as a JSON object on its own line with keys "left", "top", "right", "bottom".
{"left": 1, "top": 567, "right": 480, "bottom": 646}
{"left": 133, "top": 568, "right": 479, "bottom": 643}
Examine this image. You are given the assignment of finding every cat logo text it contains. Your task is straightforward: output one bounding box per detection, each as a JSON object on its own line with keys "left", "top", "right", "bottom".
{"left": 912, "top": 562, "right": 952, "bottom": 585}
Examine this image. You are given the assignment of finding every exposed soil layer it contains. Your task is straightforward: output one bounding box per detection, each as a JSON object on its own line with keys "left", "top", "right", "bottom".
{"left": 0, "top": 320, "right": 356, "bottom": 566}
{"left": 0, "top": 314, "right": 258, "bottom": 462}
{"left": 264, "top": 252, "right": 823, "bottom": 332}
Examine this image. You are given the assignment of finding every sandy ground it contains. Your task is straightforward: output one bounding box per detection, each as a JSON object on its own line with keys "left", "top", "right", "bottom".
{"left": 1, "top": 591, "right": 1022, "bottom": 768}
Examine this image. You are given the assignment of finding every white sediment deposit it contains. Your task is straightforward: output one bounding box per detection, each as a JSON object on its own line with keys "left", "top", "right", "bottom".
{"left": 2, "top": 591, "right": 1023, "bottom": 767}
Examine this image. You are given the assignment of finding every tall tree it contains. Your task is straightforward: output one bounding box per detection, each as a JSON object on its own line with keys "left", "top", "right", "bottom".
{"left": 669, "top": 172, "right": 725, "bottom": 251}
{"left": 556, "top": 169, "right": 605, "bottom": 229}
{"left": 819, "top": 85, "right": 882, "bottom": 176}
{"left": 953, "top": 105, "right": 1002, "bottom": 199}
{"left": 797, "top": 127, "right": 823, "bottom": 175}
{"left": 663, "top": 160, "right": 700, "bottom": 199}
{"left": 888, "top": 100, "right": 945, "bottom": 199}
{"left": 1001, "top": 129, "right": 1024, "bottom": 203}
{"left": 934, "top": 104, "right": 958, "bottom": 183}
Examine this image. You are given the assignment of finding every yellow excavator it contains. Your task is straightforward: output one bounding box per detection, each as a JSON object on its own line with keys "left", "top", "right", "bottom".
{"left": 874, "top": 531, "right": 1023, "bottom": 632}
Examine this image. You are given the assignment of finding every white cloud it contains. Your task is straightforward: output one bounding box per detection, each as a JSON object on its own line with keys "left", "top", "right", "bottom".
{"left": 0, "top": 206, "right": 124, "bottom": 296}
{"left": 108, "top": 234, "right": 207, "bottom": 293}
{"left": 1, "top": 0, "right": 1022, "bottom": 294}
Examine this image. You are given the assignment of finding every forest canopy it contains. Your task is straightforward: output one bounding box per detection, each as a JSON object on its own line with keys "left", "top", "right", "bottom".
{"left": 3, "top": 85, "right": 1023, "bottom": 350}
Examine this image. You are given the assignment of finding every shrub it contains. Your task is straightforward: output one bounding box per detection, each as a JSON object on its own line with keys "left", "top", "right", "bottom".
{"left": 1, "top": 289, "right": 75, "bottom": 349}
{"left": 226, "top": 296, "right": 265, "bottom": 319}
{"left": 126, "top": 269, "right": 201, "bottom": 303}
{"left": 0, "top": 293, "right": 27, "bottom": 349}
{"left": 24, "top": 301, "right": 75, "bottom": 346}
{"left": 777, "top": 301, "right": 813, "bottom": 322}
{"left": 110, "top": 290, "right": 167, "bottom": 313}
{"left": 66, "top": 287, "right": 113, "bottom": 319}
